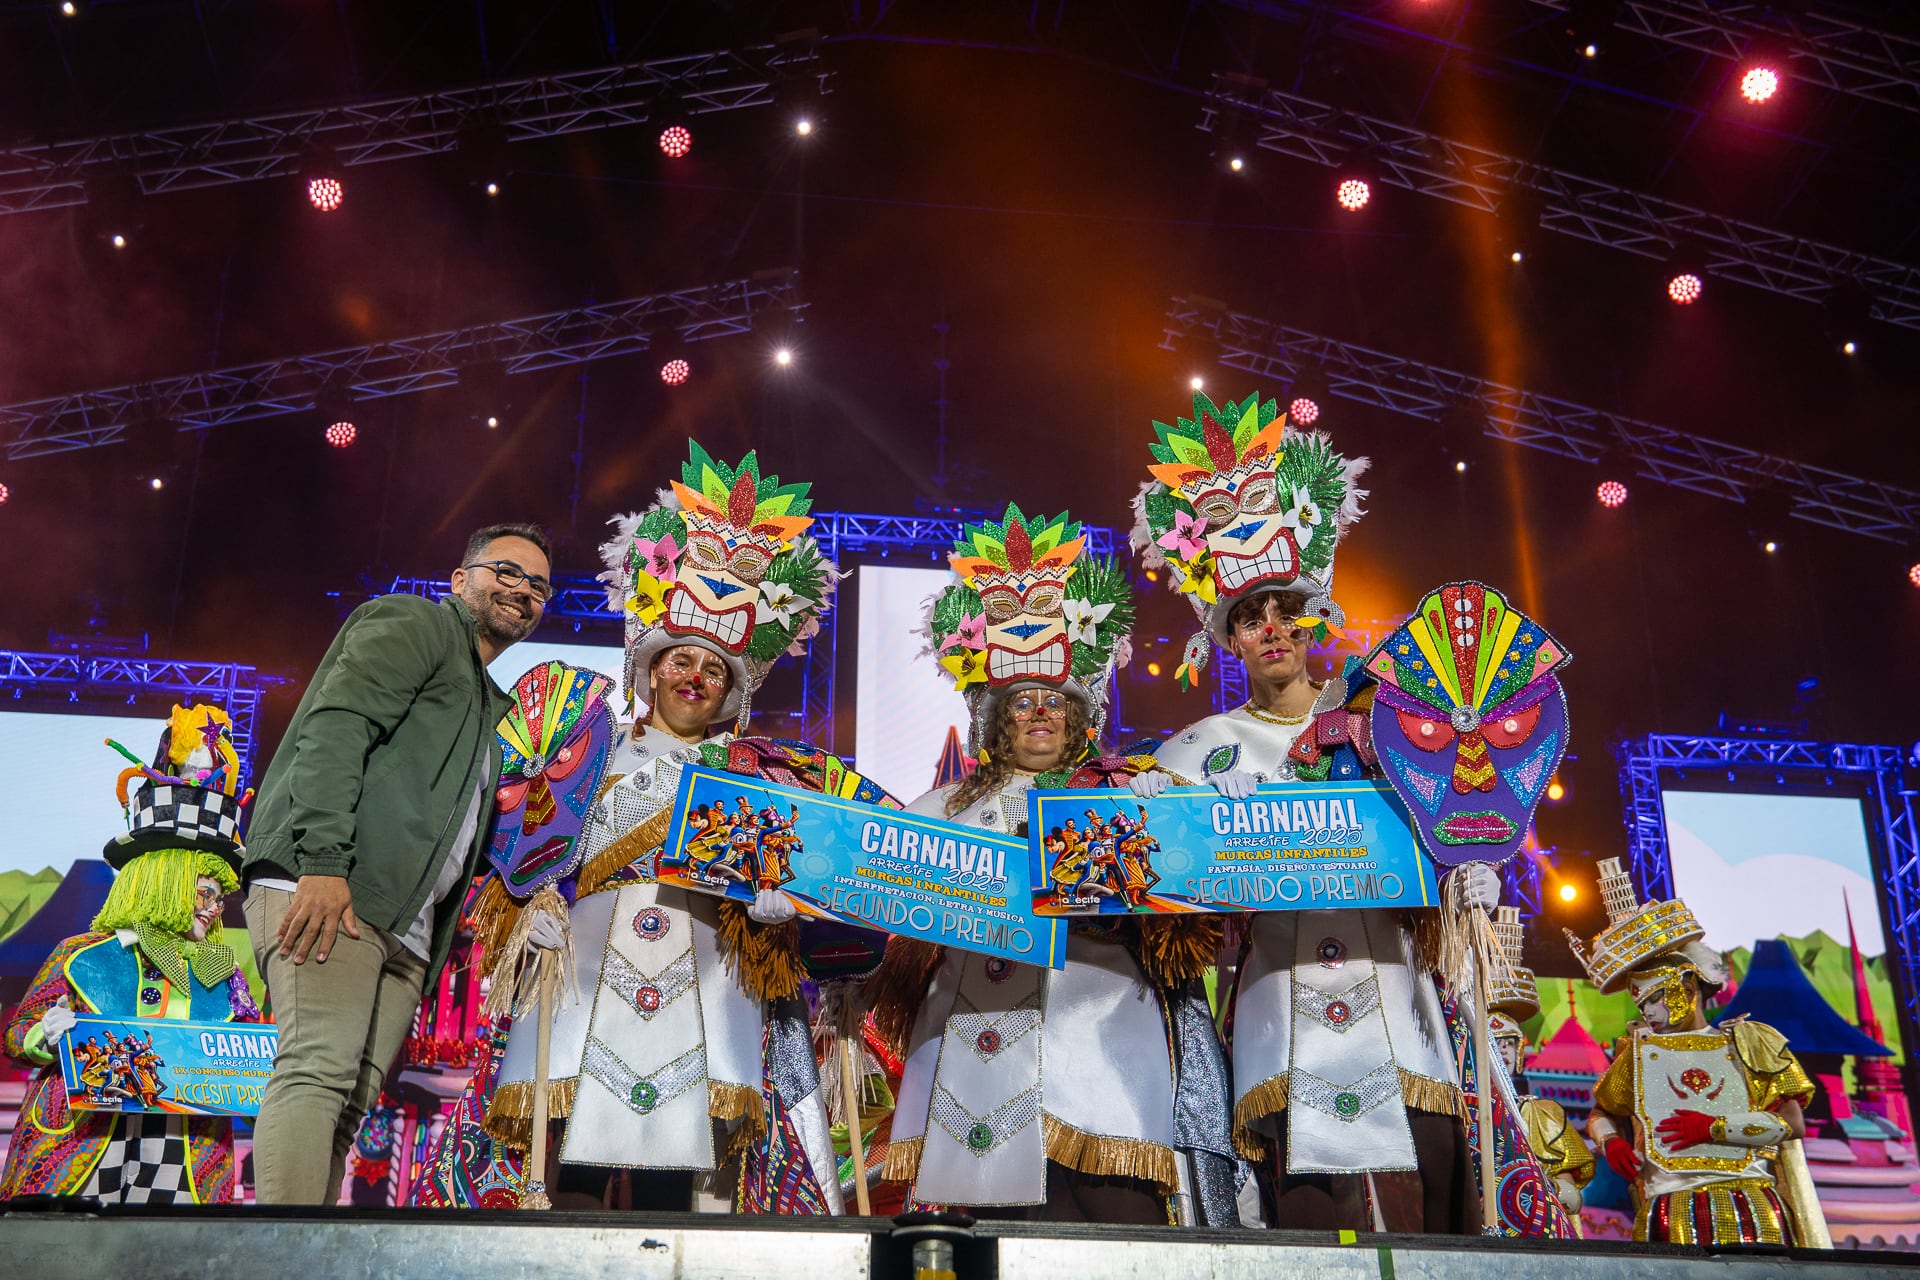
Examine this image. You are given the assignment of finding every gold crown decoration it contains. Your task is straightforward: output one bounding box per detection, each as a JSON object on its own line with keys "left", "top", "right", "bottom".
{"left": 1487, "top": 905, "right": 1540, "bottom": 1020}
{"left": 1562, "top": 857, "right": 1705, "bottom": 994}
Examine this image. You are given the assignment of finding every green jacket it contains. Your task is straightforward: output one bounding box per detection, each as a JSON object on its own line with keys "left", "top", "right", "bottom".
{"left": 244, "top": 594, "right": 514, "bottom": 979}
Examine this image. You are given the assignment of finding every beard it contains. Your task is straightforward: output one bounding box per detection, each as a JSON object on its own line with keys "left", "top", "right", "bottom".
{"left": 465, "top": 584, "right": 538, "bottom": 647}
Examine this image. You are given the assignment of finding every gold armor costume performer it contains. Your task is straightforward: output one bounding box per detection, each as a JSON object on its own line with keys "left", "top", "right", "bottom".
{"left": 1568, "top": 859, "right": 1820, "bottom": 1246}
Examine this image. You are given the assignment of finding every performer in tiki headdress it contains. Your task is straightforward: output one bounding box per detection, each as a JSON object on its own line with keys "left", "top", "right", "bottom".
{"left": 866, "top": 503, "right": 1252, "bottom": 1226}
{"left": 1569, "top": 859, "right": 1825, "bottom": 1246}
{"left": 1, "top": 707, "right": 261, "bottom": 1204}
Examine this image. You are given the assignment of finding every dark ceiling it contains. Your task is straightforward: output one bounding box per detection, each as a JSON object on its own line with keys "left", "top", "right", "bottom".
{"left": 2, "top": 1, "right": 1917, "bottom": 955}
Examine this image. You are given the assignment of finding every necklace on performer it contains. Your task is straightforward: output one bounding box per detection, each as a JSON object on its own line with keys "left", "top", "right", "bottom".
{"left": 641, "top": 718, "right": 706, "bottom": 746}
{"left": 1241, "top": 682, "right": 1323, "bottom": 726}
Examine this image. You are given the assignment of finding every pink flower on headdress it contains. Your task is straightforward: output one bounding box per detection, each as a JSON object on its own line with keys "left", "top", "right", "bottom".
{"left": 942, "top": 610, "right": 987, "bottom": 652}
{"left": 1157, "top": 509, "right": 1207, "bottom": 562}
{"left": 632, "top": 533, "right": 682, "bottom": 583}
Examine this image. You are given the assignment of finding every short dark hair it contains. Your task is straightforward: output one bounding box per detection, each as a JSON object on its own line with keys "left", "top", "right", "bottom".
{"left": 1226, "top": 587, "right": 1310, "bottom": 632}
{"left": 464, "top": 523, "right": 552, "bottom": 567}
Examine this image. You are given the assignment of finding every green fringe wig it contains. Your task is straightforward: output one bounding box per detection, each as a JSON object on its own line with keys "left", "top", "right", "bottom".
{"left": 92, "top": 849, "right": 239, "bottom": 939}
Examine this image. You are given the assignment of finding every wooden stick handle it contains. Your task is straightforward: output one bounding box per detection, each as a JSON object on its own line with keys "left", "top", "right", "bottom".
{"left": 1470, "top": 907, "right": 1499, "bottom": 1233}
{"left": 838, "top": 1032, "right": 872, "bottom": 1216}
{"left": 522, "top": 977, "right": 554, "bottom": 1208}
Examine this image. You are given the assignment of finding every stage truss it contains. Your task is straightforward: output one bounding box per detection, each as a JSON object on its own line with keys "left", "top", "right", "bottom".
{"left": 0, "top": 647, "right": 285, "bottom": 782}
{"left": 1616, "top": 731, "right": 1920, "bottom": 1035}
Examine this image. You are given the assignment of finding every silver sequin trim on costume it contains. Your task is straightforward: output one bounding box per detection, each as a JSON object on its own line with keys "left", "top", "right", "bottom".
{"left": 601, "top": 946, "right": 698, "bottom": 1021}
{"left": 1292, "top": 1063, "right": 1400, "bottom": 1123}
{"left": 580, "top": 1036, "right": 709, "bottom": 1117}
{"left": 931, "top": 1083, "right": 1041, "bottom": 1156}
{"left": 1294, "top": 975, "right": 1382, "bottom": 1034}
{"left": 950, "top": 990, "right": 1041, "bottom": 1063}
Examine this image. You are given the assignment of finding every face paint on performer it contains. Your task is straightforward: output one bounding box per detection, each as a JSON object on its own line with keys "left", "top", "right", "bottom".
{"left": 1489, "top": 1012, "right": 1526, "bottom": 1076}
{"left": 189, "top": 876, "right": 225, "bottom": 942}
{"left": 1004, "top": 687, "right": 1075, "bottom": 773}
{"left": 1629, "top": 960, "right": 1705, "bottom": 1033}
{"left": 1226, "top": 589, "right": 1315, "bottom": 690}
{"left": 648, "top": 643, "right": 733, "bottom": 740}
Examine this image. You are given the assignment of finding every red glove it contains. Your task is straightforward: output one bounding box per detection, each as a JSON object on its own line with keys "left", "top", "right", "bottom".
{"left": 1656, "top": 1109, "right": 1718, "bottom": 1152}
{"left": 1603, "top": 1135, "right": 1642, "bottom": 1180}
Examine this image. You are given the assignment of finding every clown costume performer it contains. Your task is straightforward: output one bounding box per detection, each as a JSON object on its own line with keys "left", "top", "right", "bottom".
{"left": 867, "top": 505, "right": 1249, "bottom": 1226}
{"left": 1569, "top": 860, "right": 1824, "bottom": 1246}
{"left": 1129, "top": 392, "right": 1508, "bottom": 1232}
{"left": 1, "top": 708, "right": 261, "bottom": 1204}
{"left": 450, "top": 444, "right": 846, "bottom": 1213}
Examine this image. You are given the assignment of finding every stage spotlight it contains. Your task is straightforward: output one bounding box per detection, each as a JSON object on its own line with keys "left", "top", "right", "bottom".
{"left": 307, "top": 174, "right": 345, "bottom": 212}
{"left": 1144, "top": 569, "right": 1158, "bottom": 583}
{"left": 1189, "top": 376, "right": 1205, "bottom": 390}
{"left": 1229, "top": 156, "right": 1244, "bottom": 172}
{"left": 1740, "top": 65, "right": 1781, "bottom": 103}
{"left": 1558, "top": 883, "right": 1578, "bottom": 903}
{"left": 485, "top": 181, "right": 500, "bottom": 196}
{"left": 795, "top": 118, "right": 813, "bottom": 137}
{"left": 1147, "top": 662, "right": 1162, "bottom": 677}
{"left": 325, "top": 421, "right": 356, "bottom": 448}
{"left": 1764, "top": 539, "right": 1779, "bottom": 554}
{"left": 773, "top": 347, "right": 793, "bottom": 367}
{"left": 1597, "top": 480, "right": 1628, "bottom": 508}
{"left": 1582, "top": 43, "right": 1598, "bottom": 58}
{"left": 660, "top": 358, "right": 691, "bottom": 387}
{"left": 1289, "top": 397, "right": 1321, "bottom": 426}
{"left": 1908, "top": 563, "right": 1920, "bottom": 588}
{"left": 1824, "top": 279, "right": 1872, "bottom": 355}
{"left": 148, "top": 477, "right": 164, "bottom": 491}
{"left": 0, "top": 482, "right": 8, "bottom": 504}
{"left": 60, "top": 1, "right": 75, "bottom": 14}
{"left": 486, "top": 416, "right": 500, "bottom": 429}
{"left": 110, "top": 233, "right": 126, "bottom": 249}
{"left": 1510, "top": 250, "right": 1524, "bottom": 263}
{"left": 1335, "top": 176, "right": 1371, "bottom": 212}
{"left": 1455, "top": 459, "right": 1468, "bottom": 473}
{"left": 1667, "top": 271, "right": 1703, "bottom": 305}
{"left": 658, "top": 124, "right": 693, "bottom": 158}
{"left": 1547, "top": 779, "right": 1567, "bottom": 802}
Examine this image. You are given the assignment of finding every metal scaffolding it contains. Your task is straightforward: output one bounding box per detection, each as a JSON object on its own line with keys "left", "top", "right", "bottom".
{"left": 1615, "top": 731, "right": 1920, "bottom": 1036}
{"left": 0, "top": 40, "right": 826, "bottom": 215}
{"left": 1526, "top": 0, "right": 1920, "bottom": 115}
{"left": 0, "top": 271, "right": 801, "bottom": 459}
{"left": 0, "top": 648, "right": 285, "bottom": 782}
{"left": 1163, "top": 297, "right": 1920, "bottom": 545}
{"left": 1201, "top": 76, "right": 1920, "bottom": 330}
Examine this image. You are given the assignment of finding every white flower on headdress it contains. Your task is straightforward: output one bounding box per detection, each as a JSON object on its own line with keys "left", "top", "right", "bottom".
{"left": 1277, "top": 486, "right": 1321, "bottom": 549}
{"left": 1062, "top": 597, "right": 1114, "bottom": 646}
{"left": 755, "top": 580, "right": 810, "bottom": 628}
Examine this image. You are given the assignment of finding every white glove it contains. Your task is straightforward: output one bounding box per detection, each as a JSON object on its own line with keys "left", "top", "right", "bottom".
{"left": 36, "top": 996, "right": 76, "bottom": 1043}
{"left": 1208, "top": 769, "right": 1259, "bottom": 801}
{"left": 1713, "top": 1109, "right": 1792, "bottom": 1149}
{"left": 1450, "top": 862, "right": 1502, "bottom": 913}
{"left": 1553, "top": 1177, "right": 1583, "bottom": 1216}
{"left": 524, "top": 908, "right": 566, "bottom": 953}
{"left": 749, "top": 887, "right": 797, "bottom": 925}
{"left": 1128, "top": 769, "right": 1172, "bottom": 799}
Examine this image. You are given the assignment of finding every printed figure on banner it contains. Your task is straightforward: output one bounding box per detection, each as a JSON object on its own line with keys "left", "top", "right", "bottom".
{"left": 59, "top": 1015, "right": 279, "bottom": 1117}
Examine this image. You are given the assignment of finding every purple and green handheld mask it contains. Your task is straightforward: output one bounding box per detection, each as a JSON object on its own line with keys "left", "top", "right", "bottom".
{"left": 1365, "top": 582, "right": 1569, "bottom": 867}
{"left": 490, "top": 662, "right": 616, "bottom": 899}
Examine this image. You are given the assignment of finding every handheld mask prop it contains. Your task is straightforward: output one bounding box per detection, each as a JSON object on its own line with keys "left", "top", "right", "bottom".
{"left": 1365, "top": 582, "right": 1570, "bottom": 867}
{"left": 489, "top": 662, "right": 616, "bottom": 900}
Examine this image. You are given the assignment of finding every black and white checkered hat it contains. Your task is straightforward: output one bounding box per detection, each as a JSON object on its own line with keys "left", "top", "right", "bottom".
{"left": 102, "top": 781, "right": 245, "bottom": 869}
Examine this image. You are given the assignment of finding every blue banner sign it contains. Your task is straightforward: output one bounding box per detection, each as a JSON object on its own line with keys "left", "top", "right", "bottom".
{"left": 661, "top": 766, "right": 1066, "bottom": 968}
{"left": 59, "top": 1014, "right": 277, "bottom": 1116}
{"left": 1026, "top": 780, "right": 1438, "bottom": 916}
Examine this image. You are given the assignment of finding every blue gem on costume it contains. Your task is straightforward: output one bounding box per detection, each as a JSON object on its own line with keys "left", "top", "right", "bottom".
{"left": 633, "top": 908, "right": 670, "bottom": 941}
{"left": 143, "top": 966, "right": 163, "bottom": 981}
{"left": 140, "top": 986, "right": 162, "bottom": 1004}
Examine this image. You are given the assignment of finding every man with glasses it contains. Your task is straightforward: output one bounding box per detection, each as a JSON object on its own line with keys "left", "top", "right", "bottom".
{"left": 242, "top": 523, "right": 549, "bottom": 1204}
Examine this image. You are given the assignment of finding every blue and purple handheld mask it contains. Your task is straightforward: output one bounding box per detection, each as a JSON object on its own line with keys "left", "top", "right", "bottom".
{"left": 490, "top": 662, "right": 616, "bottom": 900}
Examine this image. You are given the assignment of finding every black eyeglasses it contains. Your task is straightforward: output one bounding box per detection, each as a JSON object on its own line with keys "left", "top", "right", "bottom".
{"left": 464, "top": 560, "right": 555, "bottom": 602}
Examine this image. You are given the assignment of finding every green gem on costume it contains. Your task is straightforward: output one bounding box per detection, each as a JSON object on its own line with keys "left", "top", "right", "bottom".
{"left": 967, "top": 1122, "right": 995, "bottom": 1151}
{"left": 630, "top": 1080, "right": 660, "bottom": 1112}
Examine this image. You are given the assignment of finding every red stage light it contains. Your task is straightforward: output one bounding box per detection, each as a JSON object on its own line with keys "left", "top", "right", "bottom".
{"left": 1597, "top": 480, "right": 1628, "bottom": 508}
{"left": 1740, "top": 66, "right": 1780, "bottom": 103}
{"left": 307, "top": 176, "right": 344, "bottom": 212}
{"left": 1335, "top": 177, "right": 1371, "bottom": 211}
{"left": 1667, "top": 272, "right": 1703, "bottom": 304}
{"left": 0, "top": 481, "right": 9, "bottom": 505}
{"left": 658, "top": 125, "right": 693, "bottom": 158}
{"left": 1909, "top": 563, "right": 1920, "bottom": 588}
{"left": 660, "top": 358, "right": 691, "bottom": 387}
{"left": 1289, "top": 397, "right": 1321, "bottom": 425}
{"left": 325, "top": 421, "right": 356, "bottom": 448}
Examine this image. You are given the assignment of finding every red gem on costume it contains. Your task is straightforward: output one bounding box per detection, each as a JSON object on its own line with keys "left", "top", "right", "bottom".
{"left": 1325, "top": 1000, "right": 1351, "bottom": 1026}
{"left": 984, "top": 958, "right": 1012, "bottom": 983}
{"left": 1680, "top": 1067, "right": 1711, "bottom": 1093}
{"left": 1317, "top": 937, "right": 1346, "bottom": 967}
{"left": 635, "top": 985, "right": 662, "bottom": 1012}
{"left": 976, "top": 1028, "right": 1002, "bottom": 1054}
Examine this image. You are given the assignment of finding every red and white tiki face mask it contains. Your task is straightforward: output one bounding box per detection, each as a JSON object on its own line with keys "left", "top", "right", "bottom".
{"left": 952, "top": 516, "right": 1084, "bottom": 692}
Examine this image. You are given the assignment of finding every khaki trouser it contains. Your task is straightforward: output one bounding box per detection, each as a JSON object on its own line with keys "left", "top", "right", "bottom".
{"left": 245, "top": 884, "right": 428, "bottom": 1205}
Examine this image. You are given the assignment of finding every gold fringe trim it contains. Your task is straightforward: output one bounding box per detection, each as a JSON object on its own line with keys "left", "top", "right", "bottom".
{"left": 880, "top": 1133, "right": 923, "bottom": 1184}
{"left": 468, "top": 876, "right": 524, "bottom": 986}
{"left": 483, "top": 1076, "right": 580, "bottom": 1150}
{"left": 712, "top": 1079, "right": 768, "bottom": 1166}
{"left": 713, "top": 900, "right": 806, "bottom": 1002}
{"left": 1043, "top": 1113, "right": 1179, "bottom": 1192}
{"left": 1229, "top": 1070, "right": 1464, "bottom": 1160}
{"left": 866, "top": 936, "right": 945, "bottom": 1059}
{"left": 1134, "top": 916, "right": 1224, "bottom": 988}
{"left": 576, "top": 809, "right": 673, "bottom": 897}
{"left": 1408, "top": 908, "right": 1444, "bottom": 977}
